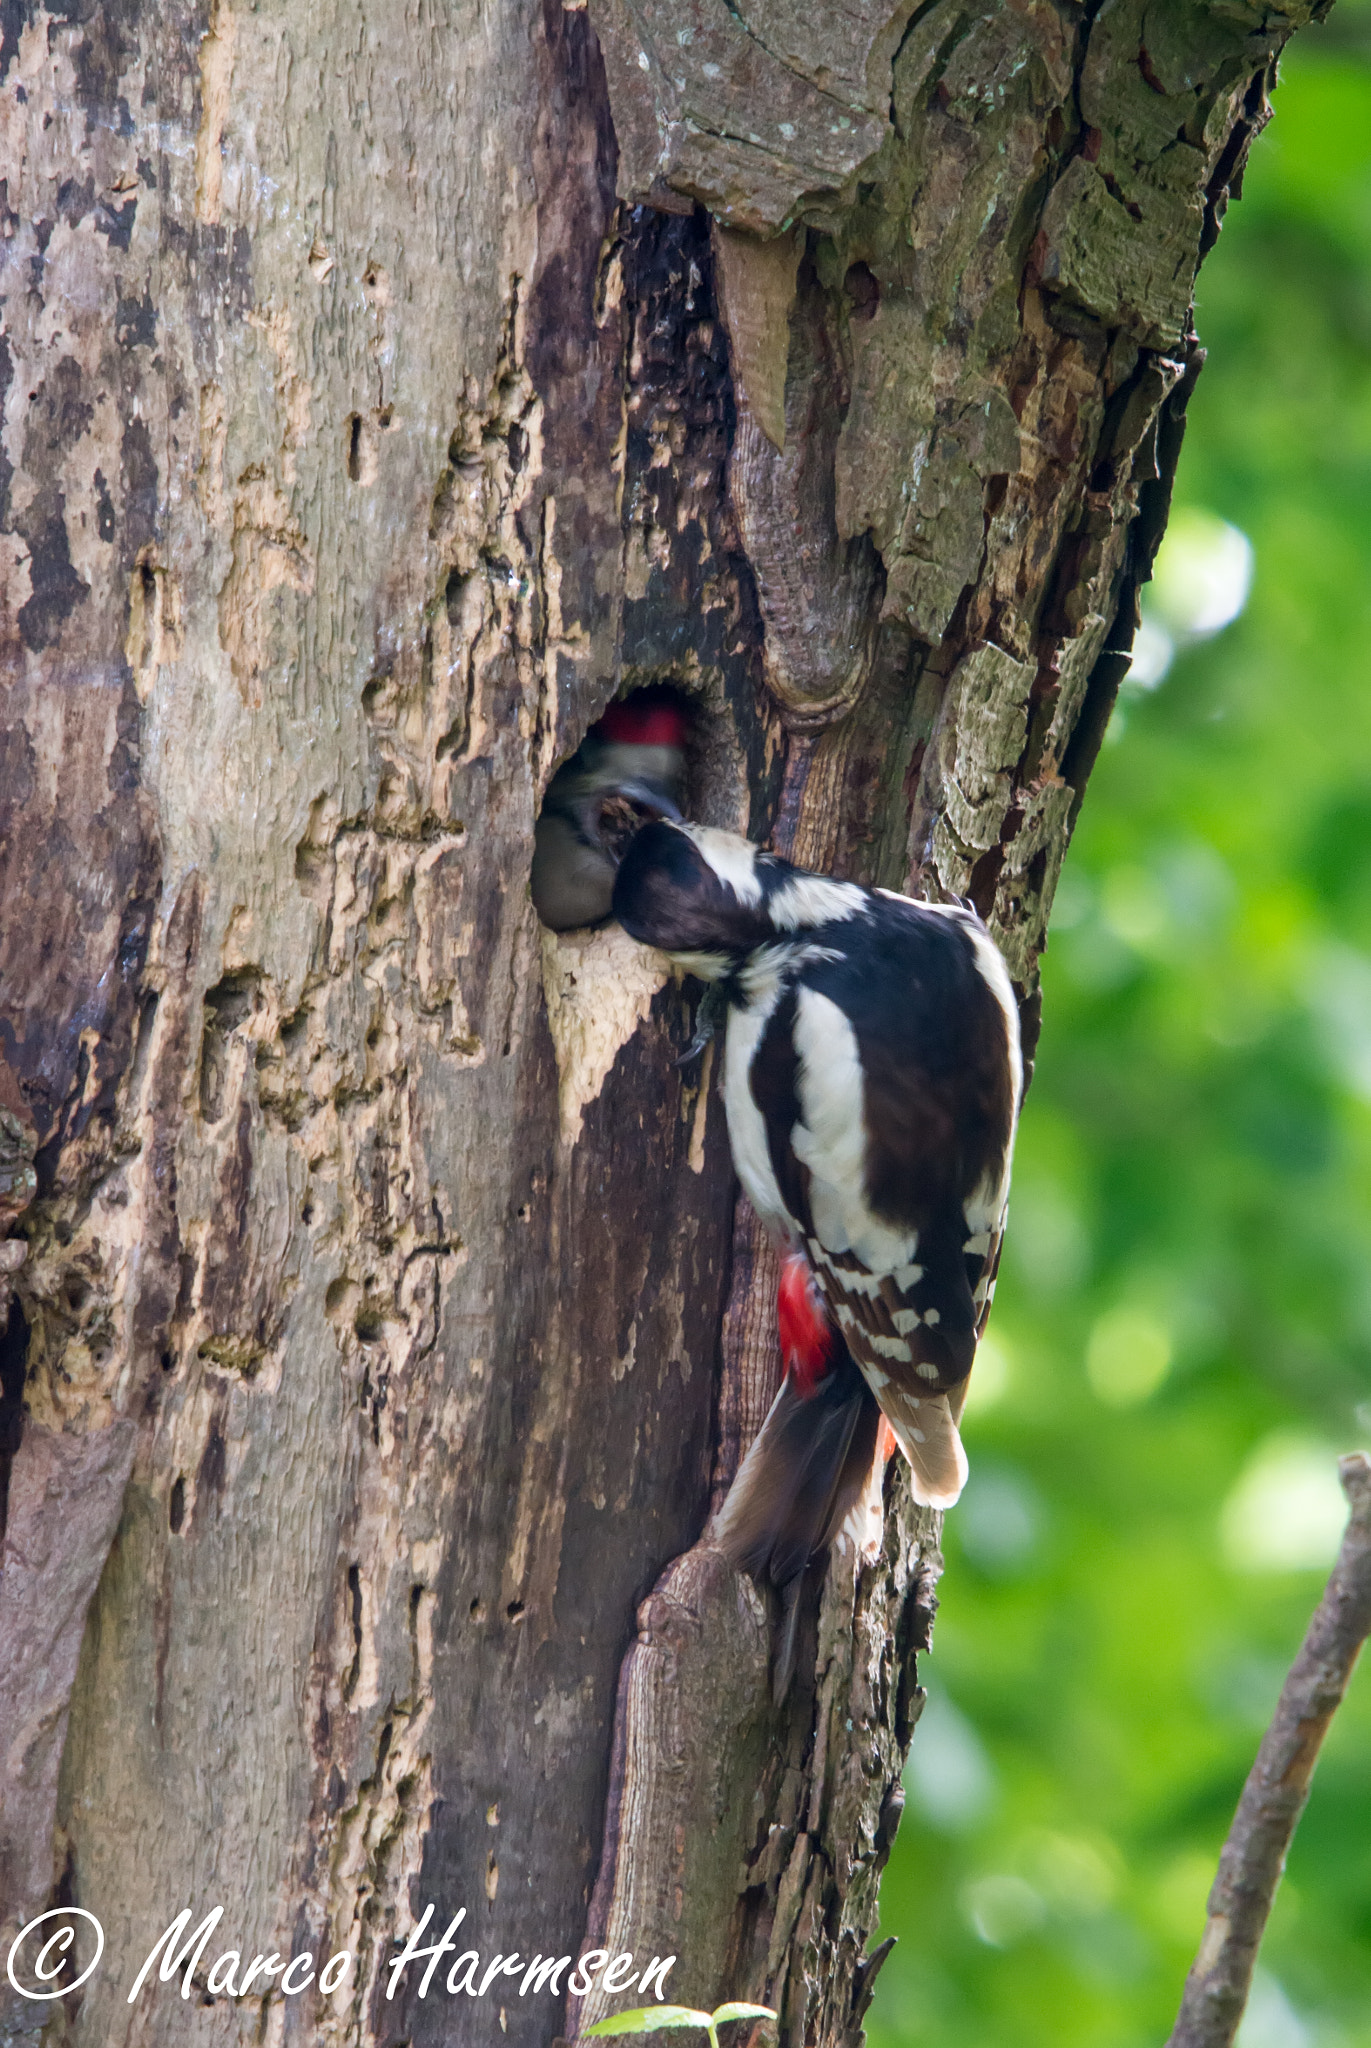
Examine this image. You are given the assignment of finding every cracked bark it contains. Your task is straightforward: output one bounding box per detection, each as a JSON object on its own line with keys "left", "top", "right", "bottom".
{"left": 0, "top": 2, "right": 1324, "bottom": 2046}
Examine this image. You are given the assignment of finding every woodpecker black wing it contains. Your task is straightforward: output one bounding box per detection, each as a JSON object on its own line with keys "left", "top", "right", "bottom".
{"left": 730, "top": 891, "right": 1021, "bottom": 1509}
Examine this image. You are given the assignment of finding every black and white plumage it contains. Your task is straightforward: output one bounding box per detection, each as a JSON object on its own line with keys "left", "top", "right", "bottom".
{"left": 613, "top": 819, "right": 1022, "bottom": 1648}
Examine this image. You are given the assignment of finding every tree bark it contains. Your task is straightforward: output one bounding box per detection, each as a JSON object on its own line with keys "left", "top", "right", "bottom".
{"left": 0, "top": 3, "right": 1323, "bottom": 2046}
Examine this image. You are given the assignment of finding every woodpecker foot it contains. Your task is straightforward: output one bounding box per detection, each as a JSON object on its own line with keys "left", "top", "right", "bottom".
{"left": 676, "top": 983, "right": 726, "bottom": 1068}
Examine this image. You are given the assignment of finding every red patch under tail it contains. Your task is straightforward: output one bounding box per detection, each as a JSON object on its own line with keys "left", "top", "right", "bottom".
{"left": 778, "top": 1250, "right": 835, "bottom": 1399}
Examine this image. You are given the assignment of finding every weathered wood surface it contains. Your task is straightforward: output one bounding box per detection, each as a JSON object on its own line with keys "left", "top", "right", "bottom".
{"left": 0, "top": 2, "right": 1321, "bottom": 2045}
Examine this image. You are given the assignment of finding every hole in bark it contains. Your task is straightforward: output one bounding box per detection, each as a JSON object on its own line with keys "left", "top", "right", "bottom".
{"left": 345, "top": 1563, "right": 363, "bottom": 1697}
{"left": 505, "top": 1600, "right": 526, "bottom": 1623}
{"left": 200, "top": 972, "right": 262, "bottom": 1124}
{"left": 433, "top": 571, "right": 475, "bottom": 759}
{"left": 160, "top": 1347, "right": 175, "bottom": 1372}
{"left": 169, "top": 1475, "right": 186, "bottom": 1532}
{"left": 62, "top": 1270, "right": 90, "bottom": 1313}
{"left": 1137, "top": 44, "right": 1166, "bottom": 94}
{"left": 175, "top": 1251, "right": 196, "bottom": 1318}
{"left": 196, "top": 1418, "right": 227, "bottom": 1500}
{"left": 531, "top": 683, "right": 702, "bottom": 932}
{"left": 469, "top": 1597, "right": 486, "bottom": 1621}
{"left": 844, "top": 261, "right": 880, "bottom": 321}
{"left": 127, "top": 989, "right": 161, "bottom": 1110}
{"left": 361, "top": 669, "right": 391, "bottom": 719}
{"left": 346, "top": 413, "right": 363, "bottom": 481}
{"left": 0, "top": 1299, "right": 30, "bottom": 1546}
{"left": 968, "top": 843, "right": 1005, "bottom": 919}
{"left": 353, "top": 1305, "right": 384, "bottom": 1342}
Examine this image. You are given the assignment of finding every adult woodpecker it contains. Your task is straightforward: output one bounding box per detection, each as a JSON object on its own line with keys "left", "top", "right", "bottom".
{"left": 530, "top": 692, "right": 690, "bottom": 931}
{"left": 612, "top": 819, "right": 1022, "bottom": 1694}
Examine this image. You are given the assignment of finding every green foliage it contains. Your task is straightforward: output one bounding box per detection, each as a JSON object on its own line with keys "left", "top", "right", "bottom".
{"left": 869, "top": 21, "right": 1371, "bottom": 2048}
{"left": 585, "top": 2002, "right": 776, "bottom": 2048}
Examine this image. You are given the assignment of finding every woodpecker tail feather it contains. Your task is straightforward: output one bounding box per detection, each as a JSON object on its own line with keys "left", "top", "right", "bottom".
{"left": 711, "top": 1350, "right": 882, "bottom": 1699}
{"left": 865, "top": 1378, "right": 968, "bottom": 1511}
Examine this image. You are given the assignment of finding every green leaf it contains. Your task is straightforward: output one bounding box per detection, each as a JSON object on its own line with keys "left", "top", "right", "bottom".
{"left": 711, "top": 2007, "right": 777, "bottom": 2028}
{"left": 585, "top": 2008, "right": 714, "bottom": 2039}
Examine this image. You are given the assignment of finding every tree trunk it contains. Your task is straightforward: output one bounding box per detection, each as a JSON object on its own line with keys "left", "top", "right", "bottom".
{"left": 0, "top": 3, "right": 1322, "bottom": 2045}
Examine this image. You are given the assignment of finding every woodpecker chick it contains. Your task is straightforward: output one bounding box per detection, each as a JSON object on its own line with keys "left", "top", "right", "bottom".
{"left": 612, "top": 819, "right": 1022, "bottom": 1681}
{"left": 531, "top": 694, "right": 690, "bottom": 931}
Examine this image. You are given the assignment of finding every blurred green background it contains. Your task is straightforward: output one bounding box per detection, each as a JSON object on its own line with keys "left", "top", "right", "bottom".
{"left": 870, "top": 15, "right": 1371, "bottom": 2048}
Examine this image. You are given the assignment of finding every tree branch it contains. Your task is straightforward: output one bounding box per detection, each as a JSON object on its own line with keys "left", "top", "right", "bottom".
{"left": 1167, "top": 1451, "right": 1371, "bottom": 2048}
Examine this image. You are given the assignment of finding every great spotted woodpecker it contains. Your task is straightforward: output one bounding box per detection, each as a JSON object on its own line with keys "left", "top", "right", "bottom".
{"left": 530, "top": 693, "right": 690, "bottom": 931}
{"left": 612, "top": 819, "right": 1022, "bottom": 1694}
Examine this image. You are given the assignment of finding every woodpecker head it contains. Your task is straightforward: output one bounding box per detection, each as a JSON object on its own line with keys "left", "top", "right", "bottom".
{"left": 613, "top": 819, "right": 873, "bottom": 974}
{"left": 611, "top": 820, "right": 779, "bottom": 975}
{"left": 531, "top": 691, "right": 690, "bottom": 932}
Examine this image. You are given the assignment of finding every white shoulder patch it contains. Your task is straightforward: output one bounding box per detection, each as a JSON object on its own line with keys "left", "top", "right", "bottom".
{"left": 724, "top": 978, "right": 790, "bottom": 1235}
{"left": 682, "top": 825, "right": 764, "bottom": 907}
{"left": 766, "top": 872, "right": 870, "bottom": 932}
{"left": 790, "top": 986, "right": 918, "bottom": 1273}
{"left": 960, "top": 919, "right": 1023, "bottom": 1107}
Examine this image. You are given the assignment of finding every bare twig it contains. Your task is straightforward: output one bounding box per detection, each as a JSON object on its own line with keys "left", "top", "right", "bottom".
{"left": 1167, "top": 1451, "right": 1371, "bottom": 2048}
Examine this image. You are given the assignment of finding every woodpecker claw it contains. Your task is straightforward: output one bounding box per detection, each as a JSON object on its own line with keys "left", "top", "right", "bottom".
{"left": 676, "top": 983, "right": 726, "bottom": 1068}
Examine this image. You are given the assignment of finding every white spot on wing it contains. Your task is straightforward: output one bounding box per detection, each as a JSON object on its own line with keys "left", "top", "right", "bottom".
{"left": 965, "top": 1169, "right": 1009, "bottom": 1238}
{"left": 816, "top": 1255, "right": 885, "bottom": 1299}
{"left": 892, "top": 1308, "right": 921, "bottom": 1334}
{"left": 867, "top": 1333, "right": 907, "bottom": 1360}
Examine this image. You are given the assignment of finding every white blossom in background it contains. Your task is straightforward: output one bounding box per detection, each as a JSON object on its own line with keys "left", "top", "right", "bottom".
{"left": 1221, "top": 1435, "right": 1349, "bottom": 1572}
{"left": 1127, "top": 507, "right": 1256, "bottom": 689}
{"left": 905, "top": 1690, "right": 997, "bottom": 1833}
{"left": 1235, "top": 1970, "right": 1313, "bottom": 2048}
{"left": 1304, "top": 939, "right": 1371, "bottom": 1101}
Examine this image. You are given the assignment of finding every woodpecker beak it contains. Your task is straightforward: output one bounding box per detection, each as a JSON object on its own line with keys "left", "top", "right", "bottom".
{"left": 601, "top": 781, "right": 683, "bottom": 827}
{"left": 580, "top": 782, "right": 683, "bottom": 869}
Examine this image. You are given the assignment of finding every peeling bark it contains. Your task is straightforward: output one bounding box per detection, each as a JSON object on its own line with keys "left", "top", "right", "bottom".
{"left": 0, "top": 2, "right": 1324, "bottom": 2046}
